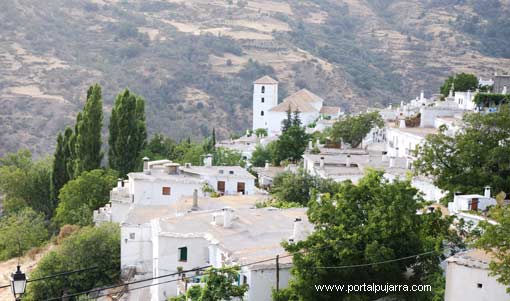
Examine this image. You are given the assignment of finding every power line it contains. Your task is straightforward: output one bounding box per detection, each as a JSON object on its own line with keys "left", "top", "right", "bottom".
{"left": 90, "top": 249, "right": 440, "bottom": 300}
{"left": 55, "top": 249, "right": 440, "bottom": 301}
{"left": 43, "top": 265, "right": 211, "bottom": 301}
{"left": 0, "top": 266, "right": 99, "bottom": 289}
{"left": 312, "top": 250, "right": 439, "bottom": 269}
{"left": 44, "top": 253, "right": 295, "bottom": 301}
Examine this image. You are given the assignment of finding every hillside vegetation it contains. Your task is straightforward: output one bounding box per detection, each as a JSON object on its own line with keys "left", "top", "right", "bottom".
{"left": 1, "top": 0, "right": 510, "bottom": 156}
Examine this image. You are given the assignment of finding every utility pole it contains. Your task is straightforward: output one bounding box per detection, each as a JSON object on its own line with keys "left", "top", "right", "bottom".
{"left": 276, "top": 254, "right": 280, "bottom": 292}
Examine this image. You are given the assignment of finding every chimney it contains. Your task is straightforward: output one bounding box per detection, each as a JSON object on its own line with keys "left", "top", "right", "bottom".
{"left": 345, "top": 154, "right": 351, "bottom": 167}
{"left": 399, "top": 119, "right": 406, "bottom": 128}
{"left": 223, "top": 208, "right": 233, "bottom": 228}
{"left": 117, "top": 178, "right": 123, "bottom": 188}
{"left": 143, "top": 157, "right": 150, "bottom": 174}
{"left": 319, "top": 156, "right": 325, "bottom": 168}
{"left": 165, "top": 163, "right": 179, "bottom": 175}
{"left": 388, "top": 103, "right": 393, "bottom": 109}
{"left": 191, "top": 189, "right": 199, "bottom": 211}
{"left": 265, "top": 160, "right": 270, "bottom": 170}
{"left": 204, "top": 154, "right": 213, "bottom": 167}
{"left": 293, "top": 218, "right": 304, "bottom": 242}
{"left": 389, "top": 157, "right": 395, "bottom": 168}
{"left": 484, "top": 186, "right": 491, "bottom": 198}
{"left": 420, "top": 90, "right": 424, "bottom": 101}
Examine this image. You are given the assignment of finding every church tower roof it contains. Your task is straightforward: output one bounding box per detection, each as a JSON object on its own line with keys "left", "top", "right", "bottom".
{"left": 254, "top": 75, "right": 278, "bottom": 85}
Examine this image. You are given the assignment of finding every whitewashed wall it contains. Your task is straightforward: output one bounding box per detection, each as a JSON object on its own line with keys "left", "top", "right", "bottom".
{"left": 131, "top": 178, "right": 202, "bottom": 205}
{"left": 121, "top": 223, "right": 153, "bottom": 275}
{"left": 253, "top": 83, "right": 278, "bottom": 131}
{"left": 445, "top": 263, "right": 510, "bottom": 301}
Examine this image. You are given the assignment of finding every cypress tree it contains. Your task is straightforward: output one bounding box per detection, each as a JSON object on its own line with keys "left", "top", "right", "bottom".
{"left": 50, "top": 132, "right": 69, "bottom": 201}
{"left": 75, "top": 84, "right": 104, "bottom": 174}
{"left": 63, "top": 127, "right": 76, "bottom": 180}
{"left": 108, "top": 89, "right": 147, "bottom": 176}
{"left": 282, "top": 107, "right": 292, "bottom": 132}
{"left": 212, "top": 128, "right": 216, "bottom": 148}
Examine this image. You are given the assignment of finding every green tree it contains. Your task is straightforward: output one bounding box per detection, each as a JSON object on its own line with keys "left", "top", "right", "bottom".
{"left": 414, "top": 105, "right": 510, "bottom": 202}
{"left": 53, "top": 169, "right": 118, "bottom": 226}
{"left": 63, "top": 127, "right": 77, "bottom": 180}
{"left": 276, "top": 171, "right": 456, "bottom": 301}
{"left": 329, "top": 112, "right": 383, "bottom": 148}
{"left": 109, "top": 89, "right": 147, "bottom": 176}
{"left": 273, "top": 113, "right": 309, "bottom": 164}
{"left": 440, "top": 73, "right": 479, "bottom": 96}
{"left": 0, "top": 150, "right": 54, "bottom": 217}
{"left": 270, "top": 170, "right": 339, "bottom": 206}
{"left": 251, "top": 144, "right": 273, "bottom": 167}
{"left": 0, "top": 207, "right": 49, "bottom": 260}
{"left": 142, "top": 133, "right": 177, "bottom": 160}
{"left": 51, "top": 132, "right": 70, "bottom": 202}
{"left": 24, "top": 223, "right": 120, "bottom": 301}
{"left": 476, "top": 205, "right": 510, "bottom": 292}
{"left": 213, "top": 147, "right": 243, "bottom": 166}
{"left": 75, "top": 84, "right": 104, "bottom": 174}
{"left": 254, "top": 128, "right": 268, "bottom": 138}
{"left": 169, "top": 266, "right": 248, "bottom": 301}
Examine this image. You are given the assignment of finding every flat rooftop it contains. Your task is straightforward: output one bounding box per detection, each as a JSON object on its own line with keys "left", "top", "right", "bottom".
{"left": 156, "top": 207, "right": 313, "bottom": 268}
{"left": 447, "top": 249, "right": 496, "bottom": 270}
{"left": 387, "top": 126, "right": 438, "bottom": 138}
{"left": 123, "top": 195, "right": 269, "bottom": 225}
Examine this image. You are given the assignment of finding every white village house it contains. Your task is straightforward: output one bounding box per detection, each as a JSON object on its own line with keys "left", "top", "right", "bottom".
{"left": 447, "top": 187, "right": 497, "bottom": 215}
{"left": 94, "top": 157, "right": 256, "bottom": 224}
{"left": 445, "top": 249, "right": 510, "bottom": 301}
{"left": 119, "top": 194, "right": 267, "bottom": 282}
{"left": 252, "top": 75, "right": 341, "bottom": 136}
{"left": 149, "top": 207, "right": 312, "bottom": 301}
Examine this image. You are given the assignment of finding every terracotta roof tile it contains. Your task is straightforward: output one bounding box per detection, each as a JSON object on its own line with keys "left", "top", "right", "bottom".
{"left": 269, "top": 89, "right": 323, "bottom": 113}
{"left": 320, "top": 106, "right": 341, "bottom": 115}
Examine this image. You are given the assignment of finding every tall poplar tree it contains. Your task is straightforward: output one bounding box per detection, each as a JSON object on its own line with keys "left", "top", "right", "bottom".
{"left": 108, "top": 89, "right": 147, "bottom": 176}
{"left": 51, "top": 132, "right": 69, "bottom": 201}
{"left": 62, "top": 125, "right": 79, "bottom": 179}
{"left": 75, "top": 84, "right": 104, "bottom": 174}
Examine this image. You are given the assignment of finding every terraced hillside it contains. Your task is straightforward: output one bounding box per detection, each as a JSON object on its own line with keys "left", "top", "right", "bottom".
{"left": 1, "top": 0, "right": 510, "bottom": 156}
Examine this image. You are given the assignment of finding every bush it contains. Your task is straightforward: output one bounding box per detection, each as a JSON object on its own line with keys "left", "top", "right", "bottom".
{"left": 0, "top": 207, "right": 49, "bottom": 260}
{"left": 24, "top": 223, "right": 120, "bottom": 301}
{"left": 53, "top": 169, "right": 118, "bottom": 227}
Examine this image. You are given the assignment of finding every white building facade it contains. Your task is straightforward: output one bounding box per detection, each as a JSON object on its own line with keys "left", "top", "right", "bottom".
{"left": 445, "top": 249, "right": 510, "bottom": 301}
{"left": 252, "top": 75, "right": 341, "bottom": 136}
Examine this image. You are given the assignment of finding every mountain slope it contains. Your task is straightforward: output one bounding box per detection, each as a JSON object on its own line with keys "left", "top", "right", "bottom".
{"left": 1, "top": 0, "right": 510, "bottom": 156}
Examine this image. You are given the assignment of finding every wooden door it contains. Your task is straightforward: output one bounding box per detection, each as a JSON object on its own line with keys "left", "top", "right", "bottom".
{"left": 217, "top": 181, "right": 225, "bottom": 194}
{"left": 237, "top": 182, "right": 245, "bottom": 194}
{"left": 470, "top": 198, "right": 479, "bottom": 211}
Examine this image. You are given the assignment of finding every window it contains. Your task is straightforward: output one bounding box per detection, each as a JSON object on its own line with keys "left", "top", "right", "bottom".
{"left": 178, "top": 247, "right": 188, "bottom": 262}
{"left": 261, "top": 97, "right": 265, "bottom": 103}
{"left": 162, "top": 186, "right": 171, "bottom": 195}
{"left": 129, "top": 233, "right": 135, "bottom": 239}
{"left": 243, "top": 275, "right": 248, "bottom": 285}
{"left": 261, "top": 86, "right": 265, "bottom": 93}
{"left": 261, "top": 111, "right": 264, "bottom": 116}
{"left": 477, "top": 283, "right": 483, "bottom": 288}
